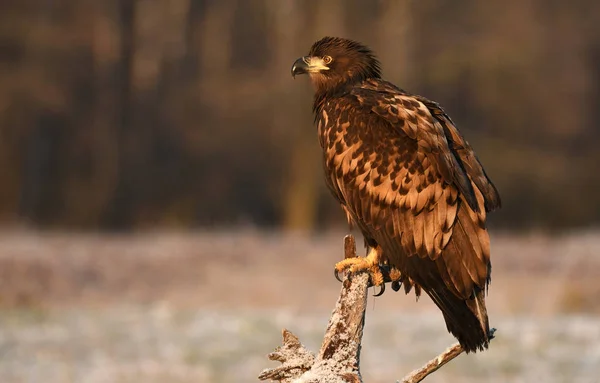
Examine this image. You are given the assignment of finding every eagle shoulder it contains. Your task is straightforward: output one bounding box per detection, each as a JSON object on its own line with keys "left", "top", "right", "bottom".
{"left": 350, "top": 81, "right": 481, "bottom": 213}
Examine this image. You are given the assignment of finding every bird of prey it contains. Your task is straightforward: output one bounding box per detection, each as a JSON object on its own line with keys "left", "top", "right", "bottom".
{"left": 291, "top": 37, "right": 501, "bottom": 352}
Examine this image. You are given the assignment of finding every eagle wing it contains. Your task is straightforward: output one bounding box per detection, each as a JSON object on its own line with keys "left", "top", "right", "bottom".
{"left": 321, "top": 80, "right": 497, "bottom": 299}
{"left": 413, "top": 95, "right": 501, "bottom": 213}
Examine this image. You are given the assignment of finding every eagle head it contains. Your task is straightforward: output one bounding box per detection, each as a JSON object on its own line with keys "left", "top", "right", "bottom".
{"left": 291, "top": 37, "right": 381, "bottom": 93}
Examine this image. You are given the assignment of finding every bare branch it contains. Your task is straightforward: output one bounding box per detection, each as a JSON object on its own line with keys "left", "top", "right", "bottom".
{"left": 259, "top": 269, "right": 369, "bottom": 382}
{"left": 399, "top": 328, "right": 497, "bottom": 383}
{"left": 260, "top": 235, "right": 369, "bottom": 383}
{"left": 258, "top": 329, "right": 315, "bottom": 382}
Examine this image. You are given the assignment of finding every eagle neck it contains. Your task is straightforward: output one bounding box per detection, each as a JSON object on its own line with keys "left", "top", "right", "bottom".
{"left": 312, "top": 79, "right": 358, "bottom": 116}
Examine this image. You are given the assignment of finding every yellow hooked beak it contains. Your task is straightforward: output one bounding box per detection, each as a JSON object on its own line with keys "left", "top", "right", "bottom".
{"left": 291, "top": 56, "right": 330, "bottom": 77}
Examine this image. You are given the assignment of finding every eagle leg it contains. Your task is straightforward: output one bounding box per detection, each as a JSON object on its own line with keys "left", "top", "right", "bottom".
{"left": 375, "top": 265, "right": 403, "bottom": 294}
{"left": 334, "top": 246, "right": 386, "bottom": 290}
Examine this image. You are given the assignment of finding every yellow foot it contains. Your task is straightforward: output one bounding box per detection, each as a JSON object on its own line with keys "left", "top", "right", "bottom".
{"left": 334, "top": 246, "right": 405, "bottom": 297}
{"left": 334, "top": 246, "right": 386, "bottom": 295}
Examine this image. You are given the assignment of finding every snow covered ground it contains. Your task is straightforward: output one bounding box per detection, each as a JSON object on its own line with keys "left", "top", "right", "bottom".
{"left": 0, "top": 230, "right": 598, "bottom": 382}
{"left": 0, "top": 306, "right": 599, "bottom": 383}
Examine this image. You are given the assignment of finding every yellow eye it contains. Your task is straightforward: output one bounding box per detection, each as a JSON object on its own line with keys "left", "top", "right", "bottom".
{"left": 323, "top": 55, "right": 333, "bottom": 64}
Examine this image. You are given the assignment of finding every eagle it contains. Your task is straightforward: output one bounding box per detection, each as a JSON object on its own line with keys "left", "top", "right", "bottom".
{"left": 291, "top": 37, "right": 501, "bottom": 352}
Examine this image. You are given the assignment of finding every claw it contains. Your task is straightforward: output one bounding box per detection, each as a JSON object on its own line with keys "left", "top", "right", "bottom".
{"left": 391, "top": 280, "right": 402, "bottom": 292}
{"left": 334, "top": 269, "right": 343, "bottom": 283}
{"left": 373, "top": 283, "right": 385, "bottom": 297}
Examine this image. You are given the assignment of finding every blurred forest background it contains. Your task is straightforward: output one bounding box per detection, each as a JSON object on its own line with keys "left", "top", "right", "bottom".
{"left": 1, "top": 0, "right": 599, "bottom": 232}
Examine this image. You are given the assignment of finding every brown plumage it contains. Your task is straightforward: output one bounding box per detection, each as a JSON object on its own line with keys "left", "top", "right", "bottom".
{"left": 291, "top": 37, "right": 501, "bottom": 352}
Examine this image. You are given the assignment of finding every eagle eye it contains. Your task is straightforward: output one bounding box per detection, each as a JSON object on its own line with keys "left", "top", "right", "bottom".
{"left": 323, "top": 55, "right": 333, "bottom": 64}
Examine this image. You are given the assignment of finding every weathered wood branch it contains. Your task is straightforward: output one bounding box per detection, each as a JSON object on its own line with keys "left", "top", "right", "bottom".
{"left": 258, "top": 329, "right": 316, "bottom": 382}
{"left": 259, "top": 234, "right": 367, "bottom": 383}
{"left": 259, "top": 234, "right": 495, "bottom": 383}
{"left": 399, "top": 328, "right": 495, "bottom": 383}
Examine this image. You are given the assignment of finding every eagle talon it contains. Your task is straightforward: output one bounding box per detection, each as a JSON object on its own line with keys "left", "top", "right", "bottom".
{"left": 334, "top": 246, "right": 386, "bottom": 294}
{"left": 334, "top": 269, "right": 344, "bottom": 283}
{"left": 391, "top": 280, "right": 402, "bottom": 292}
{"left": 372, "top": 283, "right": 385, "bottom": 297}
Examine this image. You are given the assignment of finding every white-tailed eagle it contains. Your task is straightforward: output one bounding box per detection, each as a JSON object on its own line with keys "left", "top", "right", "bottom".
{"left": 291, "top": 37, "right": 501, "bottom": 352}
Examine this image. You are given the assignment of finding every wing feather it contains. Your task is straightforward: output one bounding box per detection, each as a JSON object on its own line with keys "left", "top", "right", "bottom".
{"left": 414, "top": 95, "right": 501, "bottom": 212}
{"left": 422, "top": 204, "right": 435, "bottom": 255}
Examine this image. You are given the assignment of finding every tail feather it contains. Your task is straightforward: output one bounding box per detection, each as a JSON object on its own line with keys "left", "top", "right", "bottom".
{"left": 404, "top": 201, "right": 491, "bottom": 352}
{"left": 408, "top": 256, "right": 490, "bottom": 352}
{"left": 373, "top": 187, "right": 493, "bottom": 352}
